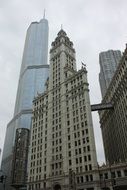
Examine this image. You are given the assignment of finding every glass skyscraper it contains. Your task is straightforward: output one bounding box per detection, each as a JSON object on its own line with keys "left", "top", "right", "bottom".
{"left": 1, "top": 16, "right": 49, "bottom": 190}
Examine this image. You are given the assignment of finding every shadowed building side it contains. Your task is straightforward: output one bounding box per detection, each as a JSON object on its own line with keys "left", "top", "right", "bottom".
{"left": 99, "top": 46, "right": 127, "bottom": 164}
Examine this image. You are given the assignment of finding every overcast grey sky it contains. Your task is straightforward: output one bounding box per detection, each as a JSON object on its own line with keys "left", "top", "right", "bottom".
{"left": 0, "top": 0, "right": 127, "bottom": 164}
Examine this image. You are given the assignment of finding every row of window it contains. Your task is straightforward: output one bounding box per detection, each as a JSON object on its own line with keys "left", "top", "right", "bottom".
{"left": 52, "top": 162, "right": 62, "bottom": 170}
{"left": 100, "top": 169, "right": 127, "bottom": 179}
{"left": 77, "top": 174, "right": 93, "bottom": 183}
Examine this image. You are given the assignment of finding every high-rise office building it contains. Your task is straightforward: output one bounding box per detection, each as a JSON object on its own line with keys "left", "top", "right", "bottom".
{"left": 99, "top": 50, "right": 121, "bottom": 98}
{"left": 1, "top": 16, "right": 49, "bottom": 190}
{"left": 28, "top": 29, "right": 99, "bottom": 190}
{"left": 99, "top": 46, "right": 127, "bottom": 164}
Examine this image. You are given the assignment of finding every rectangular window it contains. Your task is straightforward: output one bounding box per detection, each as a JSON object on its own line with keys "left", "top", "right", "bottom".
{"left": 83, "top": 147, "right": 86, "bottom": 152}
{"left": 67, "top": 121, "right": 70, "bottom": 125}
{"left": 76, "top": 158, "right": 78, "bottom": 164}
{"left": 85, "top": 165, "right": 88, "bottom": 171}
{"left": 83, "top": 138, "right": 85, "bottom": 144}
{"left": 82, "top": 130, "right": 84, "bottom": 136}
{"left": 88, "top": 155, "right": 91, "bottom": 161}
{"left": 68, "top": 151, "right": 71, "bottom": 157}
{"left": 75, "top": 141, "right": 77, "bottom": 146}
{"left": 86, "top": 137, "right": 89, "bottom": 143}
{"left": 59, "top": 146, "right": 62, "bottom": 151}
{"left": 79, "top": 157, "right": 82, "bottom": 163}
{"left": 87, "top": 145, "right": 90, "bottom": 151}
{"left": 89, "top": 164, "right": 92, "bottom": 170}
{"left": 75, "top": 149, "right": 78, "bottom": 155}
{"left": 111, "top": 172, "right": 116, "bottom": 178}
{"left": 104, "top": 173, "right": 108, "bottom": 179}
{"left": 86, "top": 175, "right": 89, "bottom": 182}
{"left": 79, "top": 148, "right": 81, "bottom": 154}
{"left": 68, "top": 135, "right": 70, "bottom": 140}
{"left": 86, "top": 129, "right": 88, "bottom": 134}
{"left": 77, "top": 177, "right": 79, "bottom": 184}
{"left": 90, "top": 174, "right": 93, "bottom": 181}
{"left": 84, "top": 156, "right": 87, "bottom": 162}
{"left": 69, "top": 160, "right": 72, "bottom": 166}
{"left": 124, "top": 170, "right": 127, "bottom": 176}
{"left": 68, "top": 143, "right": 71, "bottom": 149}
{"left": 81, "top": 176, "right": 83, "bottom": 183}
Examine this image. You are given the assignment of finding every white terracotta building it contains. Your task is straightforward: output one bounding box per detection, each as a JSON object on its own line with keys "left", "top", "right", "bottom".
{"left": 27, "top": 29, "right": 99, "bottom": 190}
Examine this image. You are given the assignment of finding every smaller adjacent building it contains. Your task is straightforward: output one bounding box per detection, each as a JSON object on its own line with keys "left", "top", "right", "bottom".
{"left": 99, "top": 45, "right": 127, "bottom": 165}
{"left": 98, "top": 162, "right": 127, "bottom": 190}
{"left": 11, "top": 128, "right": 30, "bottom": 189}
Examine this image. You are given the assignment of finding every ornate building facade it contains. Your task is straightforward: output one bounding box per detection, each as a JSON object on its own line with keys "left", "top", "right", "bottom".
{"left": 27, "top": 30, "right": 99, "bottom": 190}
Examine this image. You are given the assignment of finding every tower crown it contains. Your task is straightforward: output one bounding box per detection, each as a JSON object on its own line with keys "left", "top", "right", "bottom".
{"left": 57, "top": 29, "right": 67, "bottom": 37}
{"left": 50, "top": 29, "right": 74, "bottom": 53}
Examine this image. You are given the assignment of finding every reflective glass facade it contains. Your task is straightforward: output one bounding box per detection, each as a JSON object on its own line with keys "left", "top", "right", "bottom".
{"left": 1, "top": 18, "right": 49, "bottom": 190}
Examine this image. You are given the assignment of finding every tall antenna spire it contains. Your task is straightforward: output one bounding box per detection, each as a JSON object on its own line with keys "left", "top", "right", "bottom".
{"left": 61, "top": 24, "right": 63, "bottom": 30}
{"left": 43, "top": 9, "right": 46, "bottom": 19}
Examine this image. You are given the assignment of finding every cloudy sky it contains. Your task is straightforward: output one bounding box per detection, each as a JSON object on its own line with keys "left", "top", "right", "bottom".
{"left": 0, "top": 0, "right": 127, "bottom": 164}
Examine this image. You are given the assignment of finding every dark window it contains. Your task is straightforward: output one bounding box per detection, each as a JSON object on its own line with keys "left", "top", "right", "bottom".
{"left": 117, "top": 171, "right": 121, "bottom": 177}
{"left": 67, "top": 121, "right": 70, "bottom": 125}
{"left": 111, "top": 172, "right": 116, "bottom": 178}
{"left": 86, "top": 175, "right": 89, "bottom": 182}
{"left": 69, "top": 151, "right": 71, "bottom": 157}
{"left": 81, "top": 176, "right": 83, "bottom": 183}
{"left": 79, "top": 157, "right": 82, "bottom": 163}
{"left": 124, "top": 169, "right": 127, "bottom": 176}
{"left": 85, "top": 165, "right": 88, "bottom": 171}
{"left": 90, "top": 174, "right": 93, "bottom": 181}
{"left": 84, "top": 156, "right": 87, "bottom": 162}
{"left": 79, "top": 148, "right": 81, "bottom": 154}
{"left": 77, "top": 177, "right": 79, "bottom": 184}
{"left": 104, "top": 173, "right": 108, "bottom": 179}
{"left": 87, "top": 145, "right": 90, "bottom": 151}
{"left": 88, "top": 155, "right": 91, "bottom": 161}
{"left": 69, "top": 160, "right": 72, "bottom": 166}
